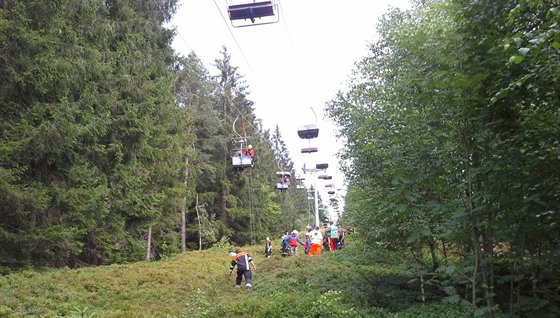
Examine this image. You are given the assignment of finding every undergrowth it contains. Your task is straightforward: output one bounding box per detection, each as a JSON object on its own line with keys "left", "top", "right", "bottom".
{"left": 0, "top": 238, "right": 473, "bottom": 318}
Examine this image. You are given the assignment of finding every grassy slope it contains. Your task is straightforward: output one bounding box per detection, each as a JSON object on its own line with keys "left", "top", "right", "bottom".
{"left": 0, "top": 239, "right": 472, "bottom": 318}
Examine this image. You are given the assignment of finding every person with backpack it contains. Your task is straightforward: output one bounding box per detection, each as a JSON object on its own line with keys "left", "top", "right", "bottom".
{"left": 229, "top": 248, "right": 257, "bottom": 290}
{"left": 281, "top": 231, "right": 291, "bottom": 257}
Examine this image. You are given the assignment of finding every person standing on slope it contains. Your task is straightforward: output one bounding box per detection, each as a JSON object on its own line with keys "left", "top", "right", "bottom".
{"left": 328, "top": 221, "right": 339, "bottom": 252}
{"left": 229, "top": 248, "right": 257, "bottom": 290}
{"left": 309, "top": 225, "right": 323, "bottom": 256}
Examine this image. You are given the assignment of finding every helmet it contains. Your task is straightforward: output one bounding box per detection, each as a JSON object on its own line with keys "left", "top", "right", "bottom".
{"left": 248, "top": 145, "right": 253, "bottom": 149}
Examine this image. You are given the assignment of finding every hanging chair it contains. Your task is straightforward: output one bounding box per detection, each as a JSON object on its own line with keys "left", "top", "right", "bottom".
{"left": 297, "top": 124, "right": 319, "bottom": 139}
{"left": 228, "top": 1, "right": 279, "bottom": 27}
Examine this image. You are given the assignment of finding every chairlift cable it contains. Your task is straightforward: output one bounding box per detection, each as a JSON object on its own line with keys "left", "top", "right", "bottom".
{"left": 155, "top": 0, "right": 295, "bottom": 169}
{"left": 248, "top": 172, "right": 256, "bottom": 244}
{"left": 213, "top": 0, "right": 260, "bottom": 83}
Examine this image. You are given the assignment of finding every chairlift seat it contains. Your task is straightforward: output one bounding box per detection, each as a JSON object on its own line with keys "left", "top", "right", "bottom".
{"left": 328, "top": 190, "right": 335, "bottom": 195}
{"left": 318, "top": 175, "right": 332, "bottom": 180}
{"left": 301, "top": 147, "right": 318, "bottom": 154}
{"left": 228, "top": 1, "right": 275, "bottom": 21}
{"left": 296, "top": 185, "right": 306, "bottom": 189}
{"left": 325, "top": 184, "right": 334, "bottom": 188}
{"left": 297, "top": 124, "right": 319, "bottom": 139}
{"left": 276, "top": 171, "right": 291, "bottom": 177}
{"left": 232, "top": 155, "right": 253, "bottom": 168}
{"left": 315, "top": 163, "right": 328, "bottom": 170}
{"left": 276, "top": 182, "right": 289, "bottom": 190}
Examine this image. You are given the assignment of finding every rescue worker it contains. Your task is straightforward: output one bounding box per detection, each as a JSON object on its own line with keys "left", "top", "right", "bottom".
{"left": 243, "top": 145, "right": 255, "bottom": 166}
{"left": 229, "top": 248, "right": 257, "bottom": 290}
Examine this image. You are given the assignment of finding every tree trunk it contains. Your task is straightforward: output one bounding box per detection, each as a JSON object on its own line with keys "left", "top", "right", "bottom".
{"left": 145, "top": 225, "right": 153, "bottom": 261}
{"left": 181, "top": 157, "right": 189, "bottom": 253}
{"left": 420, "top": 272, "right": 426, "bottom": 303}
{"left": 195, "top": 193, "right": 202, "bottom": 250}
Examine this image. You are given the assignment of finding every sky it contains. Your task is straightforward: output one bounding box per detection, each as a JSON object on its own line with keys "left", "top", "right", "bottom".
{"left": 171, "top": 0, "right": 412, "bottom": 220}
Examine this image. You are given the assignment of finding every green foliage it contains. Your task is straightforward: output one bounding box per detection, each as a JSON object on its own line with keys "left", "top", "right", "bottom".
{"left": 0, "top": 243, "right": 474, "bottom": 318}
{"left": 327, "top": 0, "right": 559, "bottom": 316}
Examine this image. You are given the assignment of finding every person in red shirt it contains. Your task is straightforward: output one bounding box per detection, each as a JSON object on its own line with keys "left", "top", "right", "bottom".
{"left": 243, "top": 145, "right": 255, "bottom": 165}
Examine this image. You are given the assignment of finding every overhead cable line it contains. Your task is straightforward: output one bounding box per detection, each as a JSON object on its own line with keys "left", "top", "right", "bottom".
{"left": 213, "top": 0, "right": 259, "bottom": 83}
{"left": 151, "top": 0, "right": 279, "bottom": 153}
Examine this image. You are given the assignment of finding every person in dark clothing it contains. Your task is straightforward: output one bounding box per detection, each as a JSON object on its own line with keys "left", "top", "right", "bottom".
{"left": 229, "top": 248, "right": 257, "bottom": 290}
{"left": 265, "top": 237, "right": 273, "bottom": 258}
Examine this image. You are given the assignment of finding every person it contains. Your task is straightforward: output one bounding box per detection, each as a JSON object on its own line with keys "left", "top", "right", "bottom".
{"left": 243, "top": 144, "right": 255, "bottom": 165}
{"left": 322, "top": 224, "right": 330, "bottom": 252}
{"left": 229, "top": 248, "right": 257, "bottom": 290}
{"left": 328, "top": 221, "right": 339, "bottom": 252}
{"left": 283, "top": 175, "right": 291, "bottom": 185}
{"left": 288, "top": 230, "right": 305, "bottom": 255}
{"left": 304, "top": 231, "right": 311, "bottom": 254}
{"left": 265, "top": 237, "right": 273, "bottom": 258}
{"left": 309, "top": 225, "right": 323, "bottom": 256}
{"left": 337, "top": 226, "right": 345, "bottom": 249}
{"left": 281, "top": 231, "right": 290, "bottom": 257}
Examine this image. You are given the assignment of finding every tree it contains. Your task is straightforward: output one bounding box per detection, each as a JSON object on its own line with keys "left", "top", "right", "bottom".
{"left": 0, "top": 0, "right": 186, "bottom": 267}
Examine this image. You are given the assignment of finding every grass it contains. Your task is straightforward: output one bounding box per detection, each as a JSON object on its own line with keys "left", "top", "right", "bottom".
{"left": 0, "top": 239, "right": 474, "bottom": 318}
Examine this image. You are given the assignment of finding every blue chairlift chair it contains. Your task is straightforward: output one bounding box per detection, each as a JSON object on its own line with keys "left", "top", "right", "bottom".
{"left": 228, "top": 1, "right": 279, "bottom": 27}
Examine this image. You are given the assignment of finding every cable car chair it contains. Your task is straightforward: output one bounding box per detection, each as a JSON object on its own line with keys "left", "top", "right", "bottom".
{"left": 228, "top": 0, "right": 279, "bottom": 28}
{"left": 301, "top": 147, "right": 318, "bottom": 154}
{"left": 295, "top": 176, "right": 306, "bottom": 189}
{"left": 275, "top": 161, "right": 291, "bottom": 191}
{"left": 231, "top": 115, "right": 253, "bottom": 170}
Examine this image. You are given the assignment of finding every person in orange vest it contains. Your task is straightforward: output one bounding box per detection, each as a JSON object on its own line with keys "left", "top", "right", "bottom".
{"left": 229, "top": 248, "right": 257, "bottom": 290}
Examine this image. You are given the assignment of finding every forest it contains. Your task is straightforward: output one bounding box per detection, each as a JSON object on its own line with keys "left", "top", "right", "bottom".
{"left": 0, "top": 0, "right": 559, "bottom": 317}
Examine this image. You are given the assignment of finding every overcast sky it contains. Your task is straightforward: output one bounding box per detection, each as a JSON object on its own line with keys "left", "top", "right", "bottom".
{"left": 171, "top": 0, "right": 412, "bottom": 216}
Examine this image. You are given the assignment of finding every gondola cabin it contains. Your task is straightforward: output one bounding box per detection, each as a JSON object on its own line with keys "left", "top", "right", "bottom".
{"left": 301, "top": 147, "right": 318, "bottom": 154}
{"left": 315, "top": 163, "right": 328, "bottom": 170}
{"left": 297, "top": 124, "right": 319, "bottom": 139}
{"left": 228, "top": 1, "right": 278, "bottom": 27}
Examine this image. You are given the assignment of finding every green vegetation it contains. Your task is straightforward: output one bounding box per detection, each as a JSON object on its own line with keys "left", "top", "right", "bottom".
{"left": 1, "top": 0, "right": 558, "bottom": 317}
{"left": 0, "top": 239, "right": 475, "bottom": 318}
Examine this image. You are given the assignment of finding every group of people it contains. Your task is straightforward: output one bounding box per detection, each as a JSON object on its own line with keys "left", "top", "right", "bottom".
{"left": 278, "top": 221, "right": 345, "bottom": 257}
{"left": 228, "top": 222, "right": 346, "bottom": 291}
